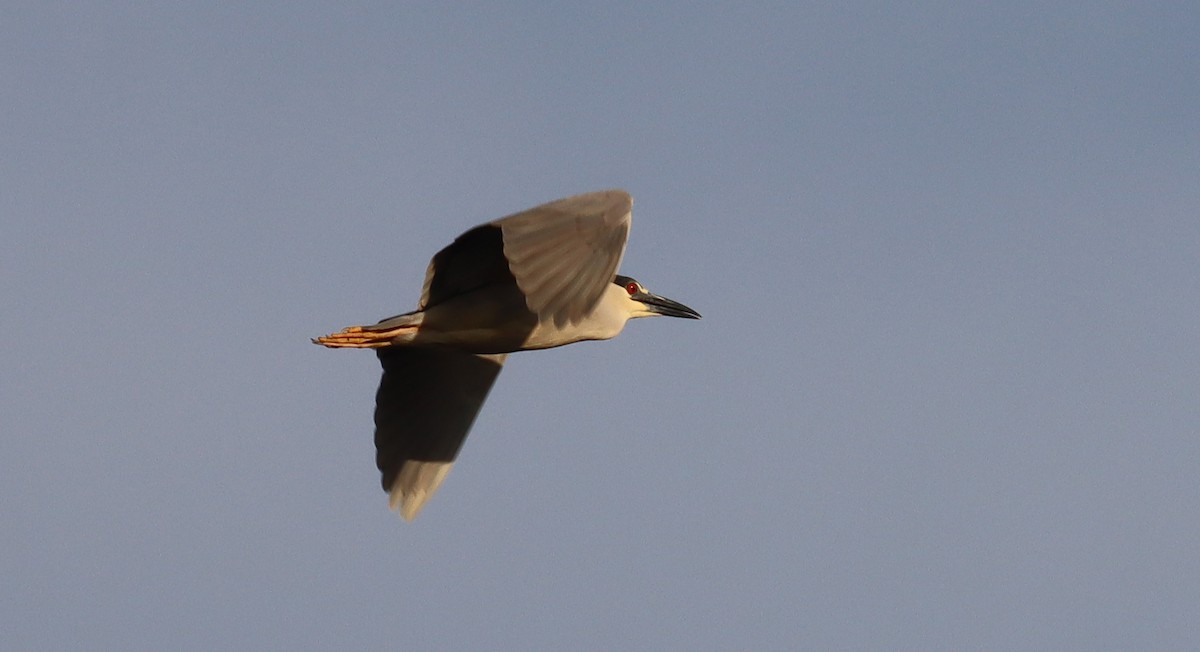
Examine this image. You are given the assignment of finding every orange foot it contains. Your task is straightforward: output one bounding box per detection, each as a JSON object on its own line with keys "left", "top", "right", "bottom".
{"left": 313, "top": 325, "right": 400, "bottom": 349}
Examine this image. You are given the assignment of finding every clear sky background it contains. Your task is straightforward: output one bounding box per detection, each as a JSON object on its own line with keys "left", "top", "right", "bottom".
{"left": 3, "top": 3, "right": 1199, "bottom": 650}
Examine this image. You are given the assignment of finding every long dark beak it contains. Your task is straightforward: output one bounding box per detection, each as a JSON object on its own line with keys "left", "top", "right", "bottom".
{"left": 634, "top": 291, "right": 701, "bottom": 319}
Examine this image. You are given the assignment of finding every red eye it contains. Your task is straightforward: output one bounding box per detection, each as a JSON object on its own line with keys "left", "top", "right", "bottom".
{"left": 625, "top": 282, "right": 638, "bottom": 295}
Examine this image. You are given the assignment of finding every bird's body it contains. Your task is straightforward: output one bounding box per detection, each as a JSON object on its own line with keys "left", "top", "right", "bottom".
{"left": 315, "top": 190, "right": 699, "bottom": 520}
{"left": 339, "top": 280, "right": 638, "bottom": 353}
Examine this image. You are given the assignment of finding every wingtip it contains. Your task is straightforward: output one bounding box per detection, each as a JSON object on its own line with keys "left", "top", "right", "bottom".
{"left": 387, "top": 461, "right": 454, "bottom": 522}
{"left": 389, "top": 488, "right": 424, "bottom": 521}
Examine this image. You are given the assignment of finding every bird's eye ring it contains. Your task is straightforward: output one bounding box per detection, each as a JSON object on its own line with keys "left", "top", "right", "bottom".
{"left": 625, "top": 282, "right": 639, "bottom": 295}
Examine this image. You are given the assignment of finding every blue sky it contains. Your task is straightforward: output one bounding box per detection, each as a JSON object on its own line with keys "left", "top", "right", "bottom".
{"left": 3, "top": 3, "right": 1199, "bottom": 649}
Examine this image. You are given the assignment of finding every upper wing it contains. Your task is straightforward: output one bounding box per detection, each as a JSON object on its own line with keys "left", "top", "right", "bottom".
{"left": 494, "top": 190, "right": 632, "bottom": 327}
{"left": 417, "top": 224, "right": 510, "bottom": 310}
{"left": 417, "top": 190, "right": 632, "bottom": 324}
{"left": 374, "top": 347, "right": 507, "bottom": 520}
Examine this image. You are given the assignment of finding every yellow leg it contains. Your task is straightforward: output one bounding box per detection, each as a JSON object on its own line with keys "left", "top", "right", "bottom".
{"left": 312, "top": 324, "right": 414, "bottom": 349}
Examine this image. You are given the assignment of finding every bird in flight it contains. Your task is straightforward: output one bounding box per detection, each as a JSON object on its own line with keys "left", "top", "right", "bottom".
{"left": 314, "top": 190, "right": 700, "bottom": 520}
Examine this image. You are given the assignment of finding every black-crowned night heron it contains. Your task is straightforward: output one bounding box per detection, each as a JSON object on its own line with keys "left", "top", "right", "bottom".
{"left": 314, "top": 190, "right": 700, "bottom": 520}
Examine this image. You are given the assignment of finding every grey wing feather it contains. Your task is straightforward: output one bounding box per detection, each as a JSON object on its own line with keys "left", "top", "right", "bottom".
{"left": 374, "top": 348, "right": 506, "bottom": 520}
{"left": 494, "top": 189, "right": 632, "bottom": 327}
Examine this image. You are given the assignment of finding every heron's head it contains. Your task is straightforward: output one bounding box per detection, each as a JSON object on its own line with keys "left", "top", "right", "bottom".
{"left": 614, "top": 275, "right": 701, "bottom": 320}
